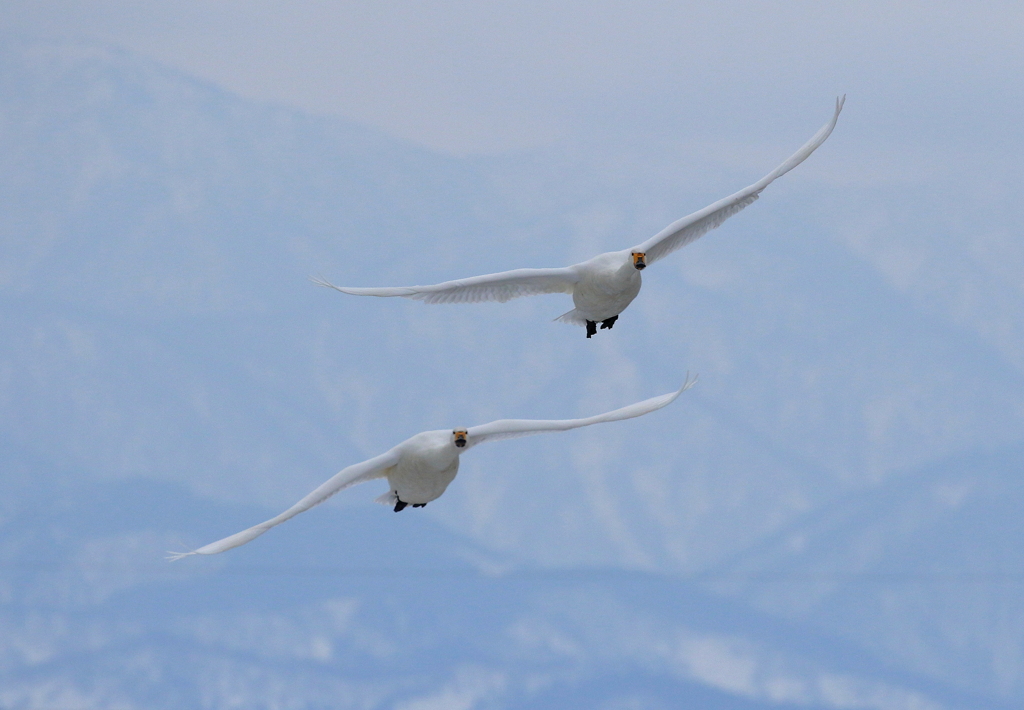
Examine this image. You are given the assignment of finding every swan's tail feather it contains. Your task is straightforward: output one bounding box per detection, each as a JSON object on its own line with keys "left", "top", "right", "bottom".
{"left": 374, "top": 490, "right": 398, "bottom": 506}
{"left": 554, "top": 308, "right": 587, "bottom": 327}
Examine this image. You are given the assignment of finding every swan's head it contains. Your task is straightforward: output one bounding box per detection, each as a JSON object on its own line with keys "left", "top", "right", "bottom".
{"left": 631, "top": 251, "right": 647, "bottom": 270}
{"left": 453, "top": 429, "right": 468, "bottom": 448}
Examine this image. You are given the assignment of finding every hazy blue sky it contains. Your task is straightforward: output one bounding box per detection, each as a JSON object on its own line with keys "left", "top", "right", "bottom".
{"left": 6, "top": 1, "right": 1023, "bottom": 153}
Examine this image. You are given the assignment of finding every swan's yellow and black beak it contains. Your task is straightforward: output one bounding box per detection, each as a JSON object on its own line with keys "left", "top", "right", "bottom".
{"left": 454, "top": 429, "right": 468, "bottom": 448}
{"left": 632, "top": 252, "right": 647, "bottom": 270}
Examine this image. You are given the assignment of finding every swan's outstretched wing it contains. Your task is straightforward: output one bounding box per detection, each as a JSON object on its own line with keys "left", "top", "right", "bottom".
{"left": 168, "top": 449, "right": 401, "bottom": 560}
{"left": 466, "top": 374, "right": 697, "bottom": 448}
{"left": 312, "top": 266, "right": 579, "bottom": 305}
{"left": 632, "top": 96, "right": 845, "bottom": 265}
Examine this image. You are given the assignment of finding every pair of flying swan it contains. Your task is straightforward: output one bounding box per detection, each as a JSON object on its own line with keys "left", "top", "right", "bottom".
{"left": 171, "top": 98, "right": 843, "bottom": 559}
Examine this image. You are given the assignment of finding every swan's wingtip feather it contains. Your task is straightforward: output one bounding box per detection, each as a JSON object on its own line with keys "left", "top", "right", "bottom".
{"left": 310, "top": 274, "right": 337, "bottom": 289}
{"left": 310, "top": 275, "right": 369, "bottom": 295}
{"left": 166, "top": 550, "right": 198, "bottom": 562}
{"left": 677, "top": 372, "right": 699, "bottom": 395}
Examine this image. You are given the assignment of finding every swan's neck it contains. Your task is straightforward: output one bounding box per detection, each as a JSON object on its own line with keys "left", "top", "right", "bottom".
{"left": 614, "top": 257, "right": 640, "bottom": 284}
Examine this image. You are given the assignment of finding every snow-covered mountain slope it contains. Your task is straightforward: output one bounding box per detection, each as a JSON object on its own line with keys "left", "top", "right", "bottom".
{"left": 713, "top": 442, "right": 1024, "bottom": 703}
{"left": 0, "top": 447, "right": 996, "bottom": 710}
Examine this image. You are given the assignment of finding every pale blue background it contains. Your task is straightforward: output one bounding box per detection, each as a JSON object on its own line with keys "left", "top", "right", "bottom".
{"left": 1, "top": 3, "right": 1023, "bottom": 708}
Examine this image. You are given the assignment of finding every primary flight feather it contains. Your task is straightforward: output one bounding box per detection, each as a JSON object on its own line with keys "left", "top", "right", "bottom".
{"left": 314, "top": 97, "right": 844, "bottom": 338}
{"left": 168, "top": 376, "right": 696, "bottom": 559}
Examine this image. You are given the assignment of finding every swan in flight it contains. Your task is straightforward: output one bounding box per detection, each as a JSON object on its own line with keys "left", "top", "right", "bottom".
{"left": 169, "top": 376, "right": 696, "bottom": 559}
{"left": 314, "top": 97, "right": 844, "bottom": 338}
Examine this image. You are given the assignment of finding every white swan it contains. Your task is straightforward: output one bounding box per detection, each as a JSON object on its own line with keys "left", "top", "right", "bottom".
{"left": 168, "top": 376, "right": 696, "bottom": 559}
{"left": 315, "top": 97, "right": 844, "bottom": 338}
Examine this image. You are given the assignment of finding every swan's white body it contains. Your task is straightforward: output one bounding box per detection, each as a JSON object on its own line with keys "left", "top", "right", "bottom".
{"left": 314, "top": 98, "right": 845, "bottom": 329}
{"left": 169, "top": 377, "right": 696, "bottom": 559}
{"left": 383, "top": 429, "right": 461, "bottom": 505}
{"left": 563, "top": 251, "right": 643, "bottom": 324}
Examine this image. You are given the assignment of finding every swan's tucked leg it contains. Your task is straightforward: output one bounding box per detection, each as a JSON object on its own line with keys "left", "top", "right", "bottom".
{"left": 600, "top": 315, "right": 618, "bottom": 330}
{"left": 394, "top": 499, "right": 408, "bottom": 512}
{"left": 586, "top": 320, "right": 597, "bottom": 338}
{"left": 412, "top": 503, "right": 426, "bottom": 508}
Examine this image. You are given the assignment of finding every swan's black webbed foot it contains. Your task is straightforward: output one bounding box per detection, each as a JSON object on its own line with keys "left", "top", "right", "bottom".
{"left": 412, "top": 503, "right": 426, "bottom": 508}
{"left": 600, "top": 316, "right": 618, "bottom": 330}
{"left": 586, "top": 320, "right": 597, "bottom": 338}
{"left": 394, "top": 499, "right": 408, "bottom": 512}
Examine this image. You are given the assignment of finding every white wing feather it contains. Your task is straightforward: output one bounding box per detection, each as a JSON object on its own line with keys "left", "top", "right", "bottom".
{"left": 312, "top": 266, "right": 579, "bottom": 305}
{"left": 633, "top": 96, "right": 845, "bottom": 265}
{"left": 465, "top": 374, "right": 697, "bottom": 448}
{"left": 167, "top": 449, "right": 401, "bottom": 560}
